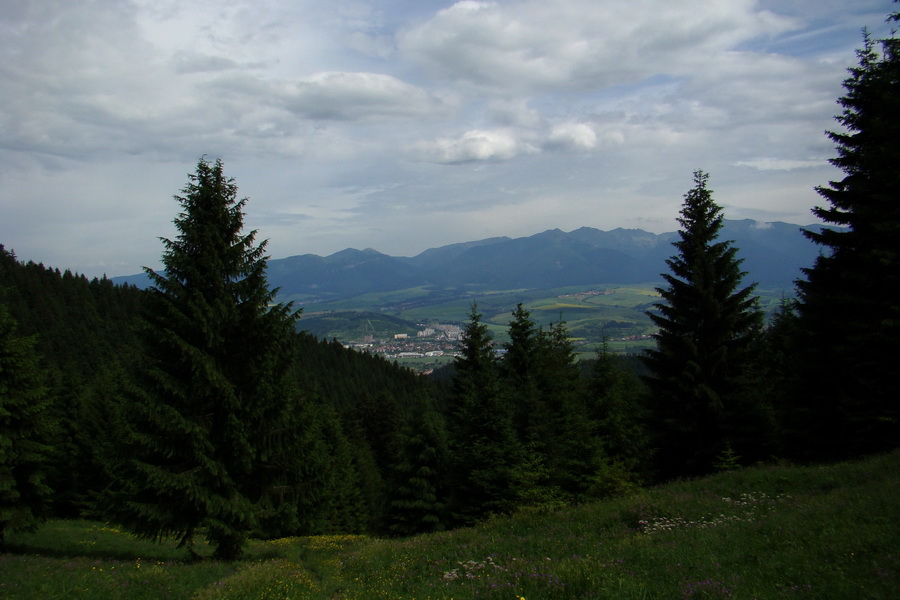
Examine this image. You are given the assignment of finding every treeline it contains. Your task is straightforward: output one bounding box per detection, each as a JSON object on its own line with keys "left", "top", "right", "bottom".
{"left": 0, "top": 253, "right": 146, "bottom": 520}
{"left": 2, "top": 12, "right": 898, "bottom": 558}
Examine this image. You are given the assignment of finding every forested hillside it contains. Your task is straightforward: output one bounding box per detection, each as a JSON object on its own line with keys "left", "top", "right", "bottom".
{"left": 0, "top": 243, "right": 443, "bottom": 545}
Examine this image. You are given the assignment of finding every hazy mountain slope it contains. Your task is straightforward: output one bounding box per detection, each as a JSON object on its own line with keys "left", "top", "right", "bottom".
{"left": 396, "top": 236, "right": 511, "bottom": 270}
{"left": 420, "top": 229, "right": 646, "bottom": 287}
{"left": 113, "top": 220, "right": 830, "bottom": 297}
{"left": 266, "top": 248, "right": 419, "bottom": 297}
{"left": 719, "top": 219, "right": 824, "bottom": 285}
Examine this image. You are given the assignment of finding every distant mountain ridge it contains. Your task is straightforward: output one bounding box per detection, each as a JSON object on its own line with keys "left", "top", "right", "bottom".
{"left": 114, "top": 219, "right": 829, "bottom": 298}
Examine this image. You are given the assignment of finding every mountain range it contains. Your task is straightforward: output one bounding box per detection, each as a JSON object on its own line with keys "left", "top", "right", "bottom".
{"left": 114, "top": 219, "right": 829, "bottom": 299}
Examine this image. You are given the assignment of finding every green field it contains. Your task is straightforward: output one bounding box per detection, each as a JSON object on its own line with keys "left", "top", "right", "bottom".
{"left": 294, "top": 284, "right": 662, "bottom": 346}
{"left": 4, "top": 450, "right": 898, "bottom": 599}
{"left": 294, "top": 283, "right": 794, "bottom": 362}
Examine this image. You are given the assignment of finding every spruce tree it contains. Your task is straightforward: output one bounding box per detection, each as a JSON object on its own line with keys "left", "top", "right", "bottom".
{"left": 104, "top": 158, "right": 300, "bottom": 559}
{"left": 498, "top": 305, "right": 562, "bottom": 506}
{"left": 501, "top": 303, "right": 541, "bottom": 442}
{"left": 387, "top": 402, "right": 448, "bottom": 536}
{"left": 447, "top": 304, "right": 522, "bottom": 523}
{"left": 0, "top": 301, "right": 55, "bottom": 548}
{"left": 503, "top": 303, "right": 539, "bottom": 383}
{"left": 642, "top": 171, "right": 763, "bottom": 478}
{"left": 793, "top": 17, "right": 900, "bottom": 459}
{"left": 534, "top": 320, "right": 603, "bottom": 500}
{"left": 312, "top": 406, "right": 369, "bottom": 533}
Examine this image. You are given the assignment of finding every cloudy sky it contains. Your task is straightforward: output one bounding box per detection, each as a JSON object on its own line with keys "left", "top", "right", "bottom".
{"left": 1, "top": 0, "right": 894, "bottom": 278}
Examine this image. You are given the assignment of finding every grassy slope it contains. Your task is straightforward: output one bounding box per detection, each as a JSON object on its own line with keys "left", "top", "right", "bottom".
{"left": 3, "top": 451, "right": 898, "bottom": 599}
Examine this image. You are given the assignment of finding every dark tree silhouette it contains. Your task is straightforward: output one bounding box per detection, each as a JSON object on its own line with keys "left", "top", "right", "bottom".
{"left": 793, "top": 18, "right": 900, "bottom": 459}
{"left": 643, "top": 171, "right": 762, "bottom": 477}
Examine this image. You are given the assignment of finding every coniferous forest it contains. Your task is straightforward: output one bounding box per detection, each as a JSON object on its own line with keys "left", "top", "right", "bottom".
{"left": 1, "top": 10, "right": 898, "bottom": 560}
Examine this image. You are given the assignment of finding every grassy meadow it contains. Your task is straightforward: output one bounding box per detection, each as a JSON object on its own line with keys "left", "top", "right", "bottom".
{"left": 3, "top": 450, "right": 898, "bottom": 599}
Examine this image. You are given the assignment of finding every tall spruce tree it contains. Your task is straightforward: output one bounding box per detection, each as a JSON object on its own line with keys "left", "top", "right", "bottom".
{"left": 499, "top": 305, "right": 562, "bottom": 507}
{"left": 794, "top": 14, "right": 900, "bottom": 459}
{"left": 0, "top": 301, "right": 55, "bottom": 548}
{"left": 104, "top": 158, "right": 300, "bottom": 559}
{"left": 642, "top": 171, "right": 763, "bottom": 478}
{"left": 447, "top": 304, "right": 522, "bottom": 523}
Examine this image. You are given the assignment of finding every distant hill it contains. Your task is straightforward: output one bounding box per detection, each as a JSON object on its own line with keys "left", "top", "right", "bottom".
{"left": 114, "top": 219, "right": 830, "bottom": 299}
{"left": 296, "top": 310, "right": 419, "bottom": 340}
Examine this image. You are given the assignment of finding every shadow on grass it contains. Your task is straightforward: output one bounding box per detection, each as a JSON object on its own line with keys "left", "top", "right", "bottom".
{"left": 2, "top": 520, "right": 210, "bottom": 564}
{"left": 3, "top": 520, "right": 300, "bottom": 565}
{"left": 1, "top": 545, "right": 292, "bottom": 567}
{"left": 2, "top": 540, "right": 199, "bottom": 563}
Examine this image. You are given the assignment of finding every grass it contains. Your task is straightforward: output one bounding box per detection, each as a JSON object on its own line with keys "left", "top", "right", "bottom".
{"left": 4, "top": 451, "right": 898, "bottom": 599}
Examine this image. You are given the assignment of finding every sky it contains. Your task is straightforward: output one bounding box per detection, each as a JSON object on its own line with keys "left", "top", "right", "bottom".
{"left": 1, "top": 0, "right": 895, "bottom": 278}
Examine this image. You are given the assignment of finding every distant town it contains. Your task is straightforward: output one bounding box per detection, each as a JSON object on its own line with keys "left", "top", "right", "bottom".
{"left": 340, "top": 323, "right": 463, "bottom": 374}
{"left": 340, "top": 309, "right": 654, "bottom": 374}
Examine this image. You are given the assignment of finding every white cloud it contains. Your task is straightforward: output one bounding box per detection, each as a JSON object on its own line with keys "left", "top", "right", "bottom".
{"left": 0, "top": 0, "right": 448, "bottom": 164}
{"left": 275, "top": 72, "right": 449, "bottom": 120}
{"left": 412, "top": 129, "right": 534, "bottom": 164}
{"left": 412, "top": 118, "right": 605, "bottom": 164}
{"left": 398, "top": 0, "right": 798, "bottom": 93}
{"left": 545, "top": 122, "right": 597, "bottom": 151}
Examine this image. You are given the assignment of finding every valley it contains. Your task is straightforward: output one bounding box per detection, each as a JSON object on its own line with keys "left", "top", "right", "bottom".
{"left": 293, "top": 282, "right": 792, "bottom": 370}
